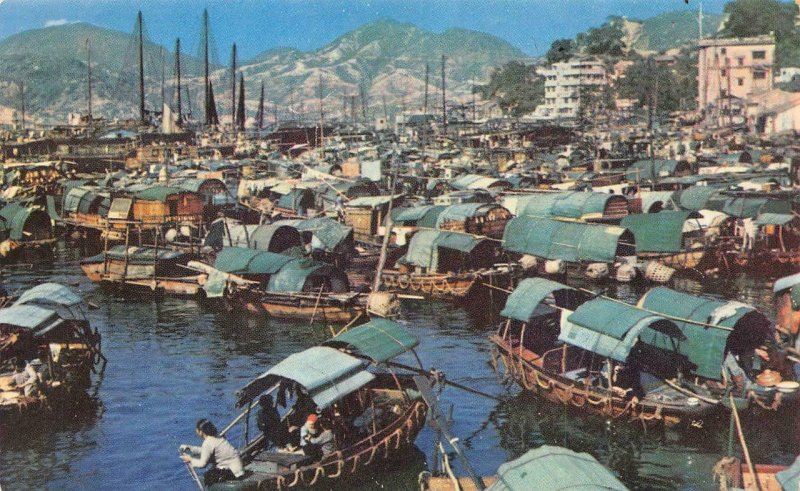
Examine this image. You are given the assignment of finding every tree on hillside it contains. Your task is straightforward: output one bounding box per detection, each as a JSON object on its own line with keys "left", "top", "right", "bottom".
{"left": 616, "top": 57, "right": 685, "bottom": 115}
{"left": 546, "top": 39, "right": 575, "bottom": 64}
{"left": 721, "top": 0, "right": 799, "bottom": 69}
{"left": 721, "top": 0, "right": 797, "bottom": 40}
{"left": 577, "top": 17, "right": 626, "bottom": 56}
{"left": 476, "top": 61, "right": 544, "bottom": 116}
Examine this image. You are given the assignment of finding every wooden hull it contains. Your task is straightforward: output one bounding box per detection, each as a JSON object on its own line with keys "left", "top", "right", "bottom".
{"left": 640, "top": 249, "right": 706, "bottom": 270}
{"left": 490, "top": 336, "right": 717, "bottom": 428}
{"left": 715, "top": 457, "right": 788, "bottom": 491}
{"left": 381, "top": 268, "right": 513, "bottom": 299}
{"left": 217, "top": 400, "right": 428, "bottom": 491}
{"left": 234, "top": 290, "right": 365, "bottom": 323}
{"left": 259, "top": 300, "right": 363, "bottom": 323}
{"left": 81, "top": 261, "right": 203, "bottom": 296}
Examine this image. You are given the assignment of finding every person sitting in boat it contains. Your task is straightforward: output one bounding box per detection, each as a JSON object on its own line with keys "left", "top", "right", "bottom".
{"left": 10, "top": 358, "right": 40, "bottom": 397}
{"left": 256, "top": 394, "right": 288, "bottom": 449}
{"left": 180, "top": 418, "right": 245, "bottom": 486}
{"left": 302, "top": 417, "right": 335, "bottom": 460}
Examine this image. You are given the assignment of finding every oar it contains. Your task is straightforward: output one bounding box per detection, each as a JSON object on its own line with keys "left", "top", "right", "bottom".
{"left": 414, "top": 375, "right": 485, "bottom": 491}
{"left": 180, "top": 455, "right": 205, "bottom": 491}
{"left": 387, "top": 361, "right": 502, "bottom": 401}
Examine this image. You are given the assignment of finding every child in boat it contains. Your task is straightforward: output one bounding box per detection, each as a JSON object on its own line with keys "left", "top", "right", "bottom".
{"left": 303, "top": 417, "right": 335, "bottom": 460}
{"left": 180, "top": 418, "right": 245, "bottom": 486}
{"left": 10, "top": 358, "right": 40, "bottom": 397}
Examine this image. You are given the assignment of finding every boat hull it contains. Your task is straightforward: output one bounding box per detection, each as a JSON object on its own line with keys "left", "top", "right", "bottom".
{"left": 490, "top": 336, "right": 717, "bottom": 428}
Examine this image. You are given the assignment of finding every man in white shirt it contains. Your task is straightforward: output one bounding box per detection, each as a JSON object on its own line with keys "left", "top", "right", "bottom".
{"left": 181, "top": 418, "right": 245, "bottom": 485}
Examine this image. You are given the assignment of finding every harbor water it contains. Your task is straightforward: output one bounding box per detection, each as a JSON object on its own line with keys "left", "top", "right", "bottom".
{"left": 1, "top": 242, "right": 798, "bottom": 490}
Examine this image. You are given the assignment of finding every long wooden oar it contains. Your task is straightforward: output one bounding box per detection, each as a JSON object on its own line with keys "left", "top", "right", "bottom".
{"left": 181, "top": 457, "right": 205, "bottom": 491}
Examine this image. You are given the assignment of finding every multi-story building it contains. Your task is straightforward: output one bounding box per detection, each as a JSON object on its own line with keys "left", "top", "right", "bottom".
{"left": 697, "top": 35, "right": 775, "bottom": 110}
{"left": 535, "top": 57, "right": 608, "bottom": 120}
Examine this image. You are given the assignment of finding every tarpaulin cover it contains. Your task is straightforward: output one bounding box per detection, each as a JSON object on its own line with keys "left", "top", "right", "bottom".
{"left": 213, "top": 247, "right": 295, "bottom": 275}
{"left": 637, "top": 287, "right": 761, "bottom": 380}
{"left": 561, "top": 298, "right": 679, "bottom": 362}
{"left": 237, "top": 346, "right": 374, "bottom": 409}
{"left": 399, "top": 229, "right": 484, "bottom": 272}
{"left": 324, "top": 317, "right": 419, "bottom": 363}
{"left": 487, "top": 445, "right": 628, "bottom": 491}
{"left": 503, "top": 216, "right": 632, "bottom": 263}
{"left": 620, "top": 211, "right": 695, "bottom": 253}
{"left": 500, "top": 278, "right": 576, "bottom": 323}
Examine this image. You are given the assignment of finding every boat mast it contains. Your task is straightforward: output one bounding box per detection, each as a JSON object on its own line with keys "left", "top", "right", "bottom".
{"left": 86, "top": 38, "right": 92, "bottom": 121}
{"left": 175, "top": 38, "right": 182, "bottom": 124}
{"left": 138, "top": 10, "right": 145, "bottom": 124}
{"left": 203, "top": 9, "right": 210, "bottom": 126}
{"left": 160, "top": 46, "right": 166, "bottom": 113}
{"left": 19, "top": 81, "right": 25, "bottom": 130}
{"left": 441, "top": 55, "right": 446, "bottom": 135}
{"left": 318, "top": 73, "right": 324, "bottom": 154}
{"left": 256, "top": 80, "right": 264, "bottom": 130}
{"left": 423, "top": 62, "right": 429, "bottom": 114}
{"left": 231, "top": 43, "right": 237, "bottom": 130}
{"left": 237, "top": 72, "right": 245, "bottom": 131}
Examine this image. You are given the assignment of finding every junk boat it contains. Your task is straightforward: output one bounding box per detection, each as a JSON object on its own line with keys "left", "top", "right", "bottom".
{"left": 179, "top": 318, "right": 429, "bottom": 490}
{"left": 381, "top": 229, "right": 518, "bottom": 299}
{"left": 80, "top": 245, "right": 205, "bottom": 296}
{"left": 422, "top": 445, "right": 629, "bottom": 491}
{"left": 489, "top": 278, "right": 788, "bottom": 428}
{"left": 197, "top": 247, "right": 364, "bottom": 323}
{"left": 0, "top": 283, "right": 104, "bottom": 422}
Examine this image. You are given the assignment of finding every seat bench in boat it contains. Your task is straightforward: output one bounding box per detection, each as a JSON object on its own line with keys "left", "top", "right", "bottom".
{"left": 245, "top": 451, "right": 311, "bottom": 474}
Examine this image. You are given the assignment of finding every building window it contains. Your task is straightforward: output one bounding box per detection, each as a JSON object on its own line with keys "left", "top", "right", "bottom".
{"left": 754, "top": 71, "right": 767, "bottom": 80}
{"left": 721, "top": 48, "right": 727, "bottom": 55}
{"left": 721, "top": 69, "right": 727, "bottom": 76}
{"left": 737, "top": 78, "right": 744, "bottom": 86}
{"left": 737, "top": 57, "right": 744, "bottom": 66}
{"left": 721, "top": 89, "right": 727, "bottom": 97}
{"left": 753, "top": 50, "right": 766, "bottom": 60}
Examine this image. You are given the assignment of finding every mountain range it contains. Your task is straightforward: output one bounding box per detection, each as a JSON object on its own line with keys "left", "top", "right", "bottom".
{"left": 0, "top": 12, "right": 719, "bottom": 125}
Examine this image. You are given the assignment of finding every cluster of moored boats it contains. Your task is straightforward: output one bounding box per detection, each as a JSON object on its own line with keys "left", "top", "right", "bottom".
{"left": 5, "top": 137, "right": 800, "bottom": 489}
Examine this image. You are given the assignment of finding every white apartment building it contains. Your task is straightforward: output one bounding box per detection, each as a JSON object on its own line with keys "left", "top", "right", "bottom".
{"left": 535, "top": 57, "right": 608, "bottom": 120}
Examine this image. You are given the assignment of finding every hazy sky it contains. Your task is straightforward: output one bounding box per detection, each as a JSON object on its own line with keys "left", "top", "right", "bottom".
{"left": 0, "top": 0, "right": 731, "bottom": 59}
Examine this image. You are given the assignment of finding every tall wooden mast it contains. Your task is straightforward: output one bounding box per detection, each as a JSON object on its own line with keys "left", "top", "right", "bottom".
{"left": 138, "top": 11, "right": 146, "bottom": 123}
{"left": 175, "top": 38, "right": 182, "bottom": 123}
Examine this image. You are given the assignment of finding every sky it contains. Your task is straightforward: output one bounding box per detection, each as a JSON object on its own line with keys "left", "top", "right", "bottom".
{"left": 0, "top": 0, "right": 732, "bottom": 59}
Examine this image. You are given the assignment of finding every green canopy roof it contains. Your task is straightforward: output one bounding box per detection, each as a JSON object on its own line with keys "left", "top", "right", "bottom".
{"left": 754, "top": 213, "right": 795, "bottom": 226}
{"left": 0, "top": 202, "right": 47, "bottom": 241}
{"left": 673, "top": 186, "right": 721, "bottom": 211}
{"left": 500, "top": 278, "right": 576, "bottom": 323}
{"left": 400, "top": 229, "right": 485, "bottom": 272}
{"left": 394, "top": 205, "right": 439, "bottom": 223}
{"left": 625, "top": 159, "right": 681, "bottom": 181}
{"left": 638, "top": 287, "right": 769, "bottom": 380}
{"left": 776, "top": 456, "right": 800, "bottom": 491}
{"left": 134, "top": 186, "right": 189, "bottom": 202}
{"left": 278, "top": 217, "right": 353, "bottom": 252}
{"left": 237, "top": 346, "right": 374, "bottom": 409}
{"left": 324, "top": 317, "right": 419, "bottom": 363}
{"left": 435, "top": 203, "right": 496, "bottom": 226}
{"left": 267, "top": 259, "right": 326, "bottom": 292}
{"left": 487, "top": 445, "right": 628, "bottom": 491}
{"left": 503, "top": 216, "right": 634, "bottom": 263}
{"left": 620, "top": 211, "right": 696, "bottom": 253}
{"left": 517, "top": 191, "right": 624, "bottom": 220}
{"left": 0, "top": 304, "right": 63, "bottom": 336}
{"left": 706, "top": 196, "right": 767, "bottom": 218}
{"left": 562, "top": 298, "right": 680, "bottom": 362}
{"left": 213, "top": 247, "right": 295, "bottom": 275}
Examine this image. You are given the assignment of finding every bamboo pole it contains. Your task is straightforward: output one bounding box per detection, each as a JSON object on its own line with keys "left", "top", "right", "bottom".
{"left": 729, "top": 392, "right": 761, "bottom": 491}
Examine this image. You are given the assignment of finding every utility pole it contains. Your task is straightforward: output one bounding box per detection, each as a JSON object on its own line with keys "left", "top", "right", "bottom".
{"left": 441, "top": 55, "right": 447, "bottom": 134}
{"left": 137, "top": 10, "right": 145, "bottom": 123}
{"left": 175, "top": 38, "right": 182, "bottom": 123}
